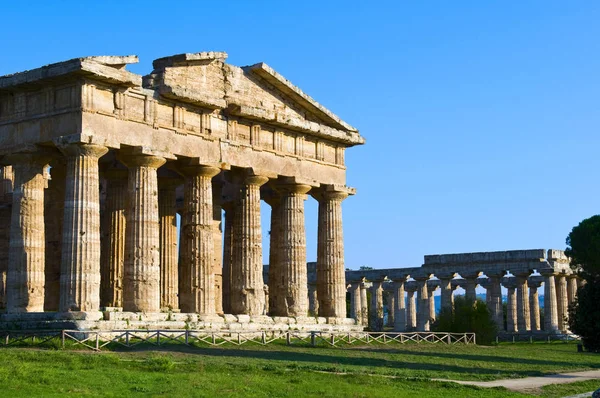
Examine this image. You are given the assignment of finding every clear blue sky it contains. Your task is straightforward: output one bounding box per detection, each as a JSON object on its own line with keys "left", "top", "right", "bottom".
{"left": 1, "top": 1, "right": 598, "bottom": 270}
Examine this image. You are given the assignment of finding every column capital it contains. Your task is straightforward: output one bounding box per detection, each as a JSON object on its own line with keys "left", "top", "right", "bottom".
{"left": 58, "top": 143, "right": 108, "bottom": 159}
{"left": 117, "top": 152, "right": 166, "bottom": 169}
{"left": 311, "top": 184, "right": 354, "bottom": 202}
{"left": 180, "top": 164, "right": 221, "bottom": 178}
{"left": 274, "top": 182, "right": 312, "bottom": 196}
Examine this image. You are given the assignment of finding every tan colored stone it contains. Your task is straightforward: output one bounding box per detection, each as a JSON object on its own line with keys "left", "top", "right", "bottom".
{"left": 158, "top": 176, "right": 180, "bottom": 310}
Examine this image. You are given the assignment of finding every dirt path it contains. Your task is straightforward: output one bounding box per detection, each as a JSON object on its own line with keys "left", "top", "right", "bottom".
{"left": 434, "top": 369, "right": 600, "bottom": 392}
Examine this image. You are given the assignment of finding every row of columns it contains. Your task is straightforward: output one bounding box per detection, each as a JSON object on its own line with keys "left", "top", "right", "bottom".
{"left": 0, "top": 144, "right": 351, "bottom": 320}
{"left": 349, "top": 273, "right": 581, "bottom": 333}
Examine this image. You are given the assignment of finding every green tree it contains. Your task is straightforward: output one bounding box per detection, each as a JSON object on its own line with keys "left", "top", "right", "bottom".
{"left": 566, "top": 215, "right": 600, "bottom": 352}
{"left": 432, "top": 296, "right": 497, "bottom": 345}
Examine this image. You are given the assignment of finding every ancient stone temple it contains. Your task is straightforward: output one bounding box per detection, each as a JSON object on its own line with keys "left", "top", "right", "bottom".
{"left": 0, "top": 52, "right": 364, "bottom": 332}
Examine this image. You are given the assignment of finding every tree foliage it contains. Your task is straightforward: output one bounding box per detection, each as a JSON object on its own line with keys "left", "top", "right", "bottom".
{"left": 568, "top": 281, "right": 600, "bottom": 352}
{"left": 432, "top": 296, "right": 497, "bottom": 345}
{"left": 565, "top": 215, "right": 600, "bottom": 279}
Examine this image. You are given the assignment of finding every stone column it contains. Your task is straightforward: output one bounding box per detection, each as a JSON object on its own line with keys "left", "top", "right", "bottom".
{"left": 58, "top": 144, "right": 108, "bottom": 312}
{"left": 264, "top": 192, "right": 283, "bottom": 315}
{"left": 360, "top": 282, "right": 368, "bottom": 326}
{"left": 556, "top": 274, "right": 568, "bottom": 332}
{"left": 230, "top": 173, "right": 268, "bottom": 315}
{"left": 44, "top": 160, "right": 66, "bottom": 311}
{"left": 0, "top": 165, "right": 13, "bottom": 309}
{"left": 119, "top": 153, "right": 166, "bottom": 313}
{"left": 308, "top": 284, "right": 319, "bottom": 316}
{"left": 349, "top": 282, "right": 362, "bottom": 323}
{"left": 567, "top": 275, "right": 578, "bottom": 306}
{"left": 211, "top": 180, "right": 224, "bottom": 315}
{"left": 387, "top": 290, "right": 395, "bottom": 327}
{"left": 529, "top": 279, "right": 542, "bottom": 332}
{"left": 6, "top": 152, "right": 51, "bottom": 312}
{"left": 416, "top": 278, "right": 430, "bottom": 332}
{"left": 100, "top": 168, "right": 127, "bottom": 308}
{"left": 221, "top": 202, "right": 234, "bottom": 314}
{"left": 516, "top": 275, "right": 531, "bottom": 332}
{"left": 506, "top": 284, "right": 517, "bottom": 333}
{"left": 314, "top": 186, "right": 350, "bottom": 318}
{"left": 439, "top": 277, "right": 454, "bottom": 313}
{"left": 158, "top": 177, "right": 180, "bottom": 311}
{"left": 487, "top": 275, "right": 503, "bottom": 329}
{"left": 370, "top": 281, "right": 384, "bottom": 331}
{"left": 179, "top": 165, "right": 220, "bottom": 315}
{"left": 393, "top": 280, "right": 406, "bottom": 331}
{"left": 274, "top": 182, "right": 311, "bottom": 316}
{"left": 406, "top": 284, "right": 417, "bottom": 330}
{"left": 427, "top": 283, "right": 437, "bottom": 323}
{"left": 463, "top": 276, "right": 477, "bottom": 301}
{"left": 543, "top": 273, "right": 559, "bottom": 332}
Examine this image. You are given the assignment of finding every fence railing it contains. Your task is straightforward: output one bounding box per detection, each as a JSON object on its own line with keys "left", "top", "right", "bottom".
{"left": 0, "top": 330, "right": 477, "bottom": 351}
{"left": 495, "top": 332, "right": 580, "bottom": 343}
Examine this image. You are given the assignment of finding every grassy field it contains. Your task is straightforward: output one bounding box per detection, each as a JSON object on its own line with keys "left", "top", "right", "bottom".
{"left": 0, "top": 342, "right": 598, "bottom": 397}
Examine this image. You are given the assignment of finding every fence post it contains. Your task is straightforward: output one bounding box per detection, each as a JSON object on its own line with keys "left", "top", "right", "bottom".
{"left": 185, "top": 330, "right": 189, "bottom": 345}
{"left": 125, "top": 331, "right": 130, "bottom": 346}
{"left": 96, "top": 332, "right": 100, "bottom": 350}
{"left": 262, "top": 331, "right": 266, "bottom": 345}
{"left": 311, "top": 332, "right": 316, "bottom": 347}
{"left": 447, "top": 334, "right": 451, "bottom": 344}
{"left": 61, "top": 330, "right": 65, "bottom": 348}
{"left": 286, "top": 332, "right": 291, "bottom": 346}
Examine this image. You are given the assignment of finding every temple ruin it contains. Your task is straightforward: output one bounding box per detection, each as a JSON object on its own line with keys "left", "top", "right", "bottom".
{"left": 0, "top": 52, "right": 364, "bottom": 331}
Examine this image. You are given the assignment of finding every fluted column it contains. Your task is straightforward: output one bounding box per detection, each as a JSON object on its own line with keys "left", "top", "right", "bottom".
{"left": 387, "top": 291, "right": 395, "bottom": 327}
{"left": 0, "top": 166, "right": 13, "bottom": 309}
{"left": 6, "top": 153, "right": 50, "bottom": 313}
{"left": 349, "top": 282, "right": 361, "bottom": 323}
{"left": 360, "top": 283, "right": 368, "bottom": 326}
{"left": 439, "top": 277, "right": 454, "bottom": 312}
{"left": 529, "top": 279, "right": 542, "bottom": 332}
{"left": 416, "top": 278, "right": 430, "bottom": 332}
{"left": 393, "top": 280, "right": 406, "bottom": 331}
{"left": 516, "top": 275, "right": 531, "bottom": 332}
{"left": 487, "top": 275, "right": 503, "bottom": 329}
{"left": 44, "top": 161, "right": 66, "bottom": 311}
{"left": 543, "top": 273, "right": 559, "bottom": 332}
{"left": 264, "top": 191, "right": 283, "bottom": 315}
{"left": 179, "top": 165, "right": 220, "bottom": 315}
{"left": 428, "top": 283, "right": 437, "bottom": 323}
{"left": 370, "top": 281, "right": 384, "bottom": 331}
{"left": 308, "top": 284, "right": 319, "bottom": 316}
{"left": 275, "top": 183, "right": 311, "bottom": 316}
{"left": 221, "top": 202, "right": 234, "bottom": 314}
{"left": 158, "top": 177, "right": 180, "bottom": 311}
{"left": 567, "top": 275, "right": 578, "bottom": 306}
{"left": 314, "top": 187, "right": 350, "bottom": 318}
{"left": 211, "top": 180, "right": 224, "bottom": 315}
{"left": 463, "top": 276, "right": 477, "bottom": 301}
{"left": 100, "top": 168, "right": 127, "bottom": 308}
{"left": 119, "top": 153, "right": 166, "bottom": 313}
{"left": 506, "top": 283, "right": 517, "bottom": 332}
{"left": 230, "top": 174, "right": 268, "bottom": 315}
{"left": 406, "top": 285, "right": 417, "bottom": 330}
{"left": 556, "top": 274, "right": 568, "bottom": 332}
{"left": 58, "top": 144, "right": 108, "bottom": 312}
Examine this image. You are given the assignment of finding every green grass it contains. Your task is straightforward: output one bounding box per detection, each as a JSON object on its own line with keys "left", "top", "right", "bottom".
{"left": 0, "top": 342, "right": 598, "bottom": 397}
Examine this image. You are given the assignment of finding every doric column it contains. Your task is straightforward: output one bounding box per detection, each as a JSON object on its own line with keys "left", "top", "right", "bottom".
{"left": 387, "top": 291, "right": 395, "bottom": 327}
{"left": 370, "top": 281, "right": 384, "bottom": 331}
{"left": 274, "top": 182, "right": 311, "bottom": 317}
{"left": 439, "top": 277, "right": 454, "bottom": 313}
{"left": 543, "top": 273, "right": 559, "bottom": 332}
{"left": 415, "top": 277, "right": 430, "bottom": 332}
{"left": 230, "top": 173, "right": 268, "bottom": 315}
{"left": 556, "top": 274, "right": 568, "bottom": 332}
{"left": 44, "top": 160, "right": 66, "bottom": 311}
{"left": 567, "top": 275, "right": 578, "bottom": 306}
{"left": 360, "top": 282, "right": 368, "bottom": 326}
{"left": 179, "top": 165, "right": 220, "bottom": 315}
{"left": 221, "top": 202, "right": 234, "bottom": 314}
{"left": 349, "top": 282, "right": 361, "bottom": 323}
{"left": 308, "top": 284, "right": 319, "bottom": 316}
{"left": 158, "top": 176, "right": 180, "bottom": 311}
{"left": 264, "top": 191, "right": 283, "bottom": 315}
{"left": 529, "top": 278, "right": 542, "bottom": 332}
{"left": 211, "top": 179, "right": 224, "bottom": 315}
{"left": 516, "top": 275, "right": 531, "bottom": 332}
{"left": 0, "top": 165, "right": 13, "bottom": 309}
{"left": 393, "top": 280, "right": 406, "bottom": 331}
{"left": 463, "top": 275, "right": 478, "bottom": 301}
{"left": 6, "top": 152, "right": 51, "bottom": 312}
{"left": 506, "top": 283, "right": 517, "bottom": 333}
{"left": 405, "top": 283, "right": 417, "bottom": 330}
{"left": 100, "top": 168, "right": 127, "bottom": 308}
{"left": 119, "top": 153, "right": 166, "bottom": 313}
{"left": 427, "top": 282, "right": 438, "bottom": 323}
{"left": 487, "top": 275, "right": 503, "bottom": 329}
{"left": 314, "top": 186, "right": 351, "bottom": 318}
{"left": 58, "top": 144, "right": 108, "bottom": 312}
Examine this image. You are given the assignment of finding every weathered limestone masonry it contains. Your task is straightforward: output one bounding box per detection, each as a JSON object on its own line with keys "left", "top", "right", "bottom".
{"left": 0, "top": 52, "right": 364, "bottom": 333}
{"left": 345, "top": 249, "right": 578, "bottom": 333}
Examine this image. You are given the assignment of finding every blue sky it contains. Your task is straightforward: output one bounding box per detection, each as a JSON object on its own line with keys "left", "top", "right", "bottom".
{"left": 1, "top": 1, "right": 598, "bottom": 270}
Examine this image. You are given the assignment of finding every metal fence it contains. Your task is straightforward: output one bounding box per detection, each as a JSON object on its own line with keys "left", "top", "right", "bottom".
{"left": 0, "top": 330, "right": 477, "bottom": 351}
